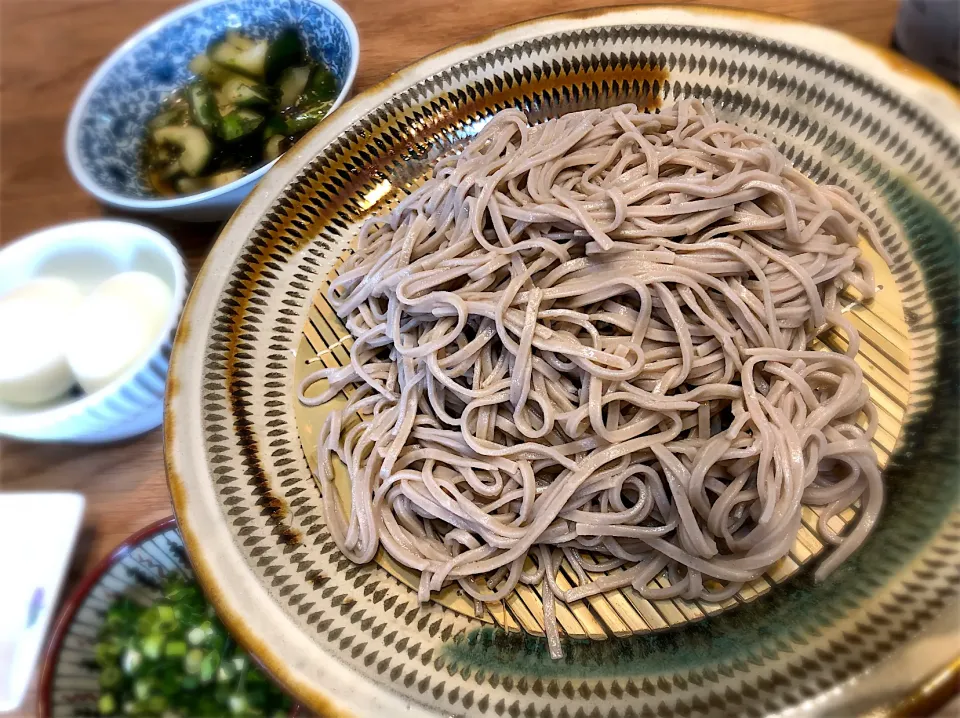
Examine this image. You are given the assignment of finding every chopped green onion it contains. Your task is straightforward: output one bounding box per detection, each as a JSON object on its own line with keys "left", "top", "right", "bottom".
{"left": 133, "top": 677, "right": 154, "bottom": 701}
{"left": 146, "top": 695, "right": 168, "bottom": 713}
{"left": 95, "top": 641, "right": 121, "bottom": 664}
{"left": 228, "top": 694, "right": 249, "bottom": 715}
{"left": 98, "top": 694, "right": 116, "bottom": 715}
{"left": 142, "top": 633, "right": 164, "bottom": 659}
{"left": 121, "top": 648, "right": 142, "bottom": 675}
{"left": 186, "top": 626, "right": 206, "bottom": 646}
{"left": 99, "top": 664, "right": 122, "bottom": 690}
{"left": 164, "top": 640, "right": 187, "bottom": 658}
{"left": 156, "top": 605, "right": 176, "bottom": 623}
{"left": 216, "top": 663, "right": 234, "bottom": 683}
{"left": 199, "top": 652, "right": 219, "bottom": 683}
{"left": 185, "top": 648, "right": 204, "bottom": 675}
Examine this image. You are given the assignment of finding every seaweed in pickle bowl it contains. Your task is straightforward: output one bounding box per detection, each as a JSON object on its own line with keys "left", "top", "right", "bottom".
{"left": 185, "top": 18, "right": 960, "bottom": 718}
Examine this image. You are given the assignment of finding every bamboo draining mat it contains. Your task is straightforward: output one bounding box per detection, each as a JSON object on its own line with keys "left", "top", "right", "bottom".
{"left": 293, "top": 239, "right": 904, "bottom": 640}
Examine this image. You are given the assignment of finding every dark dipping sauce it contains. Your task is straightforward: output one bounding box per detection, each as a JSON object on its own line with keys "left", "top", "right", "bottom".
{"left": 142, "top": 28, "right": 339, "bottom": 197}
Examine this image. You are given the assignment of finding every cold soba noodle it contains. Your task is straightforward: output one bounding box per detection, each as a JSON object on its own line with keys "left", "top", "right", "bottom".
{"left": 299, "top": 100, "right": 885, "bottom": 658}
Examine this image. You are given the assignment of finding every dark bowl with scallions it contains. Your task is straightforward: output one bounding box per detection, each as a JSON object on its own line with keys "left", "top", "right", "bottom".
{"left": 38, "top": 518, "right": 299, "bottom": 718}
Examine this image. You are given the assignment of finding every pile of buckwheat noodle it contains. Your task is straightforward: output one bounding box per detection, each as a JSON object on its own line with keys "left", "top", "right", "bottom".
{"left": 299, "top": 100, "right": 886, "bottom": 659}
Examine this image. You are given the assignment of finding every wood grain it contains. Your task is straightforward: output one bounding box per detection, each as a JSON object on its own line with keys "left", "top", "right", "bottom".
{"left": 0, "top": 0, "right": 897, "bottom": 714}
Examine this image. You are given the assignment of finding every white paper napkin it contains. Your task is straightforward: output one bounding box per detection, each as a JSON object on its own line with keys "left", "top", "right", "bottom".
{"left": 0, "top": 492, "right": 84, "bottom": 712}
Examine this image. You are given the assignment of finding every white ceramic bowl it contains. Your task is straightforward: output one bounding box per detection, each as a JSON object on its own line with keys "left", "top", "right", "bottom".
{"left": 65, "top": 0, "right": 359, "bottom": 222}
{"left": 0, "top": 220, "right": 186, "bottom": 443}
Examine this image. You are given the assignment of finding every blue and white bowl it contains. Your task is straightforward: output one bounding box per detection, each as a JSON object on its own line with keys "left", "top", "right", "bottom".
{"left": 66, "top": 0, "right": 359, "bottom": 222}
{"left": 0, "top": 220, "right": 187, "bottom": 443}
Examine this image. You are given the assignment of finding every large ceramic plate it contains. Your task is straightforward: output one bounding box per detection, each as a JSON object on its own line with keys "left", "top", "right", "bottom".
{"left": 166, "top": 7, "right": 960, "bottom": 717}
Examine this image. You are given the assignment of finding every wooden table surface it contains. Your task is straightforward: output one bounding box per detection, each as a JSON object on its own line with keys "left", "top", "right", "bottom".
{"left": 0, "top": 0, "right": 899, "bottom": 714}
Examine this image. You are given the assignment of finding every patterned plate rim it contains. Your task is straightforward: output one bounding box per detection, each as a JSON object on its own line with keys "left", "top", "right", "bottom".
{"left": 164, "top": 6, "right": 960, "bottom": 717}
